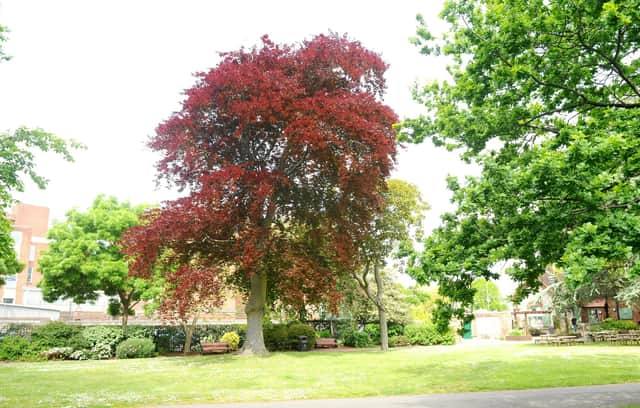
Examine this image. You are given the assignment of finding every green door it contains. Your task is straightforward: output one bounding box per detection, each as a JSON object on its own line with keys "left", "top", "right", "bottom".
{"left": 463, "top": 322, "right": 472, "bottom": 339}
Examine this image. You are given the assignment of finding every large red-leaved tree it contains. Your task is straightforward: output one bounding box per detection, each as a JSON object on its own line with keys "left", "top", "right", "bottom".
{"left": 123, "top": 33, "right": 398, "bottom": 354}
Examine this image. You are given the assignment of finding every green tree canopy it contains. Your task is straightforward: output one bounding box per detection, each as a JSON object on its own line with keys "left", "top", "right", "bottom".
{"left": 351, "top": 179, "right": 428, "bottom": 349}
{"left": 403, "top": 0, "right": 640, "bottom": 318}
{"left": 471, "top": 278, "right": 507, "bottom": 312}
{"left": 38, "top": 196, "right": 151, "bottom": 329}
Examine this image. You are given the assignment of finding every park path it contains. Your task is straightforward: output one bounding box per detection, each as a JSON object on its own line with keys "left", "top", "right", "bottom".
{"left": 154, "top": 382, "right": 640, "bottom": 408}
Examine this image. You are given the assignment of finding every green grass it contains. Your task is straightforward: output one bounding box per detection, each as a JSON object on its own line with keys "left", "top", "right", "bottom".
{"left": 1, "top": 343, "right": 640, "bottom": 407}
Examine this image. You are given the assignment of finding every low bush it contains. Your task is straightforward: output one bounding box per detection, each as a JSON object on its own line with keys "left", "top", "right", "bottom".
{"left": 405, "top": 324, "right": 455, "bottom": 346}
{"left": 316, "top": 329, "right": 332, "bottom": 338}
{"left": 42, "top": 347, "right": 74, "bottom": 360}
{"left": 69, "top": 349, "right": 90, "bottom": 360}
{"left": 0, "top": 335, "right": 39, "bottom": 361}
{"left": 125, "top": 326, "right": 154, "bottom": 340}
{"left": 116, "top": 338, "right": 156, "bottom": 359}
{"left": 287, "top": 323, "right": 316, "bottom": 348}
{"left": 388, "top": 335, "right": 410, "bottom": 347}
{"left": 82, "top": 326, "right": 124, "bottom": 358}
{"left": 264, "top": 324, "right": 290, "bottom": 351}
{"left": 589, "top": 318, "right": 638, "bottom": 332}
{"left": 220, "top": 331, "right": 240, "bottom": 351}
{"left": 388, "top": 323, "right": 405, "bottom": 337}
{"left": 529, "top": 328, "right": 542, "bottom": 336}
{"left": 508, "top": 329, "right": 525, "bottom": 336}
{"left": 31, "top": 322, "right": 81, "bottom": 350}
{"left": 364, "top": 324, "right": 380, "bottom": 345}
{"left": 341, "top": 328, "right": 371, "bottom": 348}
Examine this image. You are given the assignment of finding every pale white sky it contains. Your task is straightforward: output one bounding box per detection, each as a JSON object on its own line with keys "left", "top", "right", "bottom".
{"left": 0, "top": 1, "right": 517, "bottom": 295}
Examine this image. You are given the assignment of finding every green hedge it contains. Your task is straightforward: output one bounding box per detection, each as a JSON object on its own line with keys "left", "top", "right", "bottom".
{"left": 589, "top": 318, "right": 638, "bottom": 332}
{"left": 0, "top": 322, "right": 248, "bottom": 361}
{"left": 405, "top": 324, "right": 456, "bottom": 346}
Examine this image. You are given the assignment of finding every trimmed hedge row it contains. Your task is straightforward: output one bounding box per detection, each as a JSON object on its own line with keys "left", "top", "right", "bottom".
{"left": 0, "top": 322, "right": 248, "bottom": 361}
{"left": 330, "top": 322, "right": 456, "bottom": 348}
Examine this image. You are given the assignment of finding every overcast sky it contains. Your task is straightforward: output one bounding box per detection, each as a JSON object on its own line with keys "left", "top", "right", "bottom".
{"left": 0, "top": 1, "right": 515, "bottom": 293}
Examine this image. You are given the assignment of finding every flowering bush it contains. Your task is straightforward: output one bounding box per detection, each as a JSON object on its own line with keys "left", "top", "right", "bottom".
{"left": 220, "top": 331, "right": 240, "bottom": 351}
{"left": 116, "top": 338, "right": 156, "bottom": 359}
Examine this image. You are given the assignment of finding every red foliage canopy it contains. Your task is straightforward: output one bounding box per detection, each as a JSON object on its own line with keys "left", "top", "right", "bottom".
{"left": 123, "top": 33, "right": 398, "bottom": 309}
{"left": 159, "top": 265, "right": 224, "bottom": 324}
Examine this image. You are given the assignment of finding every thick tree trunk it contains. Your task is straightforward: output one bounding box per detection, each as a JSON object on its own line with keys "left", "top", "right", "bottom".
{"left": 615, "top": 299, "right": 621, "bottom": 320}
{"left": 373, "top": 264, "right": 388, "bottom": 351}
{"left": 241, "top": 271, "right": 268, "bottom": 355}
{"left": 604, "top": 295, "right": 610, "bottom": 319}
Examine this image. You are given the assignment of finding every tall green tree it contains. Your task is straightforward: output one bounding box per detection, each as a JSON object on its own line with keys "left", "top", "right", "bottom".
{"left": 351, "top": 179, "right": 427, "bottom": 350}
{"left": 471, "top": 278, "right": 506, "bottom": 312}
{"left": 38, "top": 196, "right": 151, "bottom": 329}
{"left": 402, "top": 0, "right": 640, "bottom": 319}
{"left": 0, "top": 26, "right": 80, "bottom": 283}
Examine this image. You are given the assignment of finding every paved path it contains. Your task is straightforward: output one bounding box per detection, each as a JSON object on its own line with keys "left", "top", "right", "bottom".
{"left": 155, "top": 383, "right": 640, "bottom": 408}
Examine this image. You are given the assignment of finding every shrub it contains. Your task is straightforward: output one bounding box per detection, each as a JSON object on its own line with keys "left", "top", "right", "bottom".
{"left": 70, "top": 350, "right": 90, "bottom": 360}
{"left": 590, "top": 318, "right": 638, "bottom": 332}
{"left": 388, "top": 323, "right": 405, "bottom": 337}
{"left": 116, "top": 338, "right": 156, "bottom": 359}
{"left": 388, "top": 335, "right": 410, "bottom": 347}
{"left": 68, "top": 333, "right": 91, "bottom": 351}
{"left": 264, "top": 324, "right": 289, "bottom": 351}
{"left": 125, "top": 326, "right": 154, "bottom": 340}
{"left": 200, "top": 335, "right": 217, "bottom": 343}
{"left": 90, "top": 343, "right": 113, "bottom": 360}
{"left": 405, "top": 324, "right": 455, "bottom": 345}
{"left": 341, "top": 328, "right": 371, "bottom": 347}
{"left": 42, "top": 347, "right": 74, "bottom": 360}
{"left": 316, "top": 329, "right": 332, "bottom": 338}
{"left": 364, "top": 324, "right": 380, "bottom": 345}
{"left": 82, "top": 326, "right": 124, "bottom": 358}
{"left": 509, "top": 329, "right": 525, "bottom": 336}
{"left": 0, "top": 335, "right": 36, "bottom": 361}
{"left": 529, "top": 328, "right": 542, "bottom": 336}
{"left": 287, "top": 323, "right": 316, "bottom": 348}
{"left": 220, "top": 331, "right": 240, "bottom": 351}
{"left": 31, "top": 322, "right": 81, "bottom": 350}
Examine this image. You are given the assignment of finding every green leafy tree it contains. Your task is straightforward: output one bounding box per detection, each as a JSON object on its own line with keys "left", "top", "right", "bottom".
{"left": 38, "top": 196, "right": 151, "bottom": 329}
{"left": 403, "top": 285, "right": 441, "bottom": 324}
{"left": 403, "top": 0, "right": 640, "bottom": 321}
{"left": 0, "top": 26, "right": 80, "bottom": 283}
{"left": 471, "top": 278, "right": 507, "bottom": 312}
{"left": 351, "top": 179, "right": 427, "bottom": 350}
{"left": 339, "top": 272, "right": 411, "bottom": 327}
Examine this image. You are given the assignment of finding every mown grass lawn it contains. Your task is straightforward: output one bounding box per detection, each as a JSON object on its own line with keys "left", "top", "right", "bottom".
{"left": 1, "top": 342, "right": 640, "bottom": 407}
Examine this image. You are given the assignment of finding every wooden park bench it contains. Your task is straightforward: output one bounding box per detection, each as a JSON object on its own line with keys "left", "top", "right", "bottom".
{"left": 201, "top": 342, "right": 229, "bottom": 354}
{"left": 315, "top": 338, "right": 338, "bottom": 348}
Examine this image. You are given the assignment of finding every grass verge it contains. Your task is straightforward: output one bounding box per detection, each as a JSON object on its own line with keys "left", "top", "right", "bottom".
{"left": 1, "top": 343, "right": 639, "bottom": 407}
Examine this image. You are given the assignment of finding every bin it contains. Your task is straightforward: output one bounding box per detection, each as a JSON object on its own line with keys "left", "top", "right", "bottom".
{"left": 297, "top": 335, "right": 309, "bottom": 351}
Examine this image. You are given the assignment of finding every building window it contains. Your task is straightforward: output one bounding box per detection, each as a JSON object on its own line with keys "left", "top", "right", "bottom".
{"left": 27, "top": 264, "right": 34, "bottom": 283}
{"left": 2, "top": 298, "right": 14, "bottom": 304}
{"left": 10, "top": 231, "right": 22, "bottom": 258}
{"left": 29, "top": 244, "right": 36, "bottom": 261}
{"left": 619, "top": 307, "right": 633, "bottom": 320}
